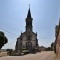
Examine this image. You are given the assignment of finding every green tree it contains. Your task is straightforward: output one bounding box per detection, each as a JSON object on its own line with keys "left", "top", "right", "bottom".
{"left": 51, "top": 42, "right": 54, "bottom": 51}
{"left": 0, "top": 31, "right": 8, "bottom": 49}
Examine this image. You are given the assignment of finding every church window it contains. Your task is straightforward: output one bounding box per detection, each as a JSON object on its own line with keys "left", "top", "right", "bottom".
{"left": 28, "top": 36, "right": 31, "bottom": 40}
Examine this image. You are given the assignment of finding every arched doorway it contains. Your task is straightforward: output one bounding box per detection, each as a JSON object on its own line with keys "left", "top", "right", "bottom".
{"left": 26, "top": 42, "right": 32, "bottom": 52}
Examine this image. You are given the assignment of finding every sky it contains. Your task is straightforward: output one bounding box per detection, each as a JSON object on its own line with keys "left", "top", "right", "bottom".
{"left": 0, "top": 0, "right": 60, "bottom": 49}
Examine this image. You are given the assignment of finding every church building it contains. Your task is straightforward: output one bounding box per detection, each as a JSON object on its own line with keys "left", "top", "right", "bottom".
{"left": 15, "top": 7, "right": 38, "bottom": 54}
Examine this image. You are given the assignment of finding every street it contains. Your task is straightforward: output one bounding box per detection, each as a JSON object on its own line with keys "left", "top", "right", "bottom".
{"left": 0, "top": 51, "right": 56, "bottom": 60}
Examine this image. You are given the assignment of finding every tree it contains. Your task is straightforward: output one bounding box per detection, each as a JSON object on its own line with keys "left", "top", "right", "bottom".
{"left": 51, "top": 42, "right": 54, "bottom": 51}
{"left": 6, "top": 49, "right": 13, "bottom": 56}
{"left": 0, "top": 31, "right": 8, "bottom": 49}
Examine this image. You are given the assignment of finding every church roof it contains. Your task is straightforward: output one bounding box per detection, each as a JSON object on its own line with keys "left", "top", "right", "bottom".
{"left": 27, "top": 7, "right": 31, "bottom": 18}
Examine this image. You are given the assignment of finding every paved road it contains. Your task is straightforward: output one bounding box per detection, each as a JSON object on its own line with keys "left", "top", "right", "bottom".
{"left": 0, "top": 51, "right": 56, "bottom": 60}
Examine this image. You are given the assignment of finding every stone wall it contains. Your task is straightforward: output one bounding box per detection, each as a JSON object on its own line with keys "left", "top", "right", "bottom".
{"left": 56, "top": 34, "right": 60, "bottom": 60}
{"left": 0, "top": 52, "right": 7, "bottom": 57}
{"left": 55, "top": 19, "right": 60, "bottom": 60}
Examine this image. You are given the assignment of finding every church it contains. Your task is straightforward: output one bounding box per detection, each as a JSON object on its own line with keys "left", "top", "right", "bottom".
{"left": 15, "top": 7, "right": 38, "bottom": 54}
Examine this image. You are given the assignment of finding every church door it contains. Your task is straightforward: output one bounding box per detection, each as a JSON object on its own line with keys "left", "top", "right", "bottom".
{"left": 26, "top": 42, "right": 32, "bottom": 52}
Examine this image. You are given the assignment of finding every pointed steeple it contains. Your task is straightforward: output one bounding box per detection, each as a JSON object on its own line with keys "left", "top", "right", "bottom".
{"left": 25, "top": 6, "right": 33, "bottom": 31}
{"left": 27, "top": 7, "right": 31, "bottom": 18}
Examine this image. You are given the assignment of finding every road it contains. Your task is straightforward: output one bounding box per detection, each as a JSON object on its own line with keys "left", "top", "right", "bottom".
{"left": 0, "top": 51, "right": 56, "bottom": 60}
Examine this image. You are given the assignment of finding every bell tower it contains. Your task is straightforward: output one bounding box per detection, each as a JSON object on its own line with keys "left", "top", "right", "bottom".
{"left": 25, "top": 7, "right": 33, "bottom": 31}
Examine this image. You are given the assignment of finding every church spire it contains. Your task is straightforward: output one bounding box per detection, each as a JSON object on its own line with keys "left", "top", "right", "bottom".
{"left": 25, "top": 6, "right": 33, "bottom": 31}
{"left": 27, "top": 6, "right": 31, "bottom": 18}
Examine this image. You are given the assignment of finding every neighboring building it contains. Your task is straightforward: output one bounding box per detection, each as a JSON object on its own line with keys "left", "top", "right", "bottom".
{"left": 55, "top": 18, "right": 60, "bottom": 60}
{"left": 15, "top": 7, "right": 38, "bottom": 54}
{"left": 39, "top": 46, "right": 45, "bottom": 51}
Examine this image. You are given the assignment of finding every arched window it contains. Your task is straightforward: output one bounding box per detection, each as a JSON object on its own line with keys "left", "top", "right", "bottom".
{"left": 28, "top": 36, "right": 31, "bottom": 40}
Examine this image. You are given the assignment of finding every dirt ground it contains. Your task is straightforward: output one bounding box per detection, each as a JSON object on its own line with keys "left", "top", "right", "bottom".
{"left": 0, "top": 51, "right": 56, "bottom": 60}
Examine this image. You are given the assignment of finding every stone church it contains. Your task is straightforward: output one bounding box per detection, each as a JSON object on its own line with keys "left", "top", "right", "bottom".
{"left": 15, "top": 7, "right": 38, "bottom": 54}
